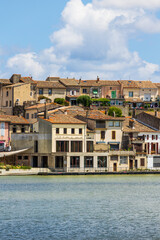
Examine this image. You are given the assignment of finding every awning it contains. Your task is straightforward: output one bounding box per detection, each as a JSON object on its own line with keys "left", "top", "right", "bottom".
{"left": 108, "top": 142, "right": 120, "bottom": 144}
{"left": 0, "top": 148, "right": 29, "bottom": 158}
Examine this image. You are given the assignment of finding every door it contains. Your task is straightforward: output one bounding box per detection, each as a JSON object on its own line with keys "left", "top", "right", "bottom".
{"left": 111, "top": 91, "right": 116, "bottom": 99}
{"left": 32, "top": 156, "right": 38, "bottom": 167}
{"left": 55, "top": 156, "right": 64, "bottom": 168}
{"left": 129, "top": 160, "right": 133, "bottom": 169}
{"left": 135, "top": 160, "right": 138, "bottom": 169}
{"left": 41, "top": 156, "right": 48, "bottom": 168}
{"left": 113, "top": 163, "right": 117, "bottom": 172}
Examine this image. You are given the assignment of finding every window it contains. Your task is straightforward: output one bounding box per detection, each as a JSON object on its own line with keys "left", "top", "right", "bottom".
{"left": 56, "top": 141, "right": 69, "bottom": 152}
{"left": 96, "top": 120, "right": 105, "bottom": 128}
{"left": 18, "top": 156, "right": 22, "bottom": 160}
{"left": 64, "top": 128, "right": 67, "bottom": 134}
{"left": 21, "top": 125, "right": 25, "bottom": 133}
{"left": 1, "top": 122, "right": 5, "bottom": 136}
{"left": 101, "top": 131, "right": 105, "bottom": 140}
{"left": 34, "top": 113, "right": 37, "bottom": 118}
{"left": 84, "top": 156, "right": 93, "bottom": 167}
{"left": 71, "top": 128, "right": 75, "bottom": 134}
{"left": 70, "top": 156, "right": 80, "bottom": 168}
{"left": 31, "top": 114, "right": 34, "bottom": 119}
{"left": 39, "top": 88, "right": 43, "bottom": 95}
{"left": 26, "top": 113, "right": 29, "bottom": 119}
{"left": 152, "top": 135, "right": 156, "bottom": 140}
{"left": 6, "top": 91, "right": 8, "bottom": 97}
{"left": 129, "top": 91, "right": 133, "bottom": 97}
{"left": 9, "top": 101, "right": 12, "bottom": 107}
{"left": 147, "top": 135, "right": 149, "bottom": 140}
{"left": 111, "top": 155, "right": 118, "bottom": 161}
{"left": 24, "top": 156, "right": 28, "bottom": 160}
{"left": 79, "top": 128, "right": 82, "bottom": 134}
{"left": 110, "top": 144, "right": 119, "bottom": 150}
{"left": 6, "top": 101, "right": 8, "bottom": 107}
{"left": 98, "top": 156, "right": 107, "bottom": 167}
{"left": 48, "top": 89, "right": 52, "bottom": 95}
{"left": 87, "top": 141, "right": 94, "bottom": 152}
{"left": 115, "top": 121, "right": 120, "bottom": 127}
{"left": 13, "top": 126, "right": 16, "bottom": 133}
{"left": 83, "top": 89, "right": 87, "bottom": 93}
{"left": 112, "top": 131, "right": 116, "bottom": 140}
{"left": 34, "top": 141, "right": 38, "bottom": 153}
{"left": 56, "top": 128, "right": 59, "bottom": 134}
{"left": 71, "top": 141, "right": 82, "bottom": 152}
{"left": 93, "top": 89, "right": 98, "bottom": 95}
{"left": 140, "top": 158, "right": 145, "bottom": 167}
{"left": 30, "top": 92, "right": 32, "bottom": 97}
{"left": 110, "top": 87, "right": 112, "bottom": 90}
{"left": 109, "top": 121, "right": 114, "bottom": 127}
{"left": 120, "top": 156, "right": 128, "bottom": 164}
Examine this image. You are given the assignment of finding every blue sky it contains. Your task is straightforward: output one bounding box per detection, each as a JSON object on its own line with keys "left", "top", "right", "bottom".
{"left": 1, "top": 0, "right": 160, "bottom": 81}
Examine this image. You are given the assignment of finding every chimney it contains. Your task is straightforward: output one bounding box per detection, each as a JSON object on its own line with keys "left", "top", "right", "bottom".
{"left": 155, "top": 111, "right": 158, "bottom": 117}
{"left": 10, "top": 74, "right": 21, "bottom": 84}
{"left": 96, "top": 76, "right": 100, "bottom": 83}
{"left": 79, "top": 78, "right": 81, "bottom": 84}
{"left": 129, "top": 119, "right": 135, "bottom": 129}
{"left": 44, "top": 101, "right": 49, "bottom": 119}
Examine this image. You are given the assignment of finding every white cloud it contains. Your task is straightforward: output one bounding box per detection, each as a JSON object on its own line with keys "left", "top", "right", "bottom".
{"left": 93, "top": 0, "right": 160, "bottom": 9}
{"left": 5, "top": 0, "right": 160, "bottom": 82}
{"left": 7, "top": 53, "right": 44, "bottom": 79}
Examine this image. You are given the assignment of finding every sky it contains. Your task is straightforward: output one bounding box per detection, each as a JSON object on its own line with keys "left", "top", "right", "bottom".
{"left": 1, "top": 0, "right": 160, "bottom": 81}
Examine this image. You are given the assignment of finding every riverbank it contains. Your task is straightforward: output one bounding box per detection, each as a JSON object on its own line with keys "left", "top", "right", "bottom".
{"left": 1, "top": 168, "right": 160, "bottom": 176}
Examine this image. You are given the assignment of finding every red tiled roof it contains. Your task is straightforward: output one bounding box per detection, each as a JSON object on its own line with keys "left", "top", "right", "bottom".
{"left": 40, "top": 114, "right": 86, "bottom": 124}
{"left": 36, "top": 81, "right": 65, "bottom": 89}
{"left": 0, "top": 115, "right": 29, "bottom": 124}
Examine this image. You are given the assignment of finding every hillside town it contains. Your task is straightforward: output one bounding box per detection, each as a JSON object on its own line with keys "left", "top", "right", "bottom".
{"left": 1, "top": 73, "right": 160, "bottom": 173}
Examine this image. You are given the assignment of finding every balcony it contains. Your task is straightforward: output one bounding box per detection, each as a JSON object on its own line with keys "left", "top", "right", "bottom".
{"left": 131, "top": 136, "right": 145, "bottom": 144}
{"left": 109, "top": 149, "right": 135, "bottom": 156}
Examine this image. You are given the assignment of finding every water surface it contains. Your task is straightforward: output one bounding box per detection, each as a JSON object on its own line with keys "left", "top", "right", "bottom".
{"left": 0, "top": 175, "right": 160, "bottom": 240}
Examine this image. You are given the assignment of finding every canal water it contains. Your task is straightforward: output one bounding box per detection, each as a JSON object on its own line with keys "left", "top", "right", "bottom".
{"left": 0, "top": 175, "right": 160, "bottom": 240}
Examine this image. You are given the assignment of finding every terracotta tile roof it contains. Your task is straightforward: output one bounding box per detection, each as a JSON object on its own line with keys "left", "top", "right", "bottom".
{"left": 59, "top": 78, "right": 79, "bottom": 86}
{"left": 135, "top": 80, "right": 157, "bottom": 89}
{"left": 123, "top": 118, "right": 156, "bottom": 132}
{"left": 20, "top": 77, "right": 36, "bottom": 84}
{"left": 25, "top": 102, "right": 60, "bottom": 110}
{"left": 77, "top": 80, "right": 101, "bottom": 87}
{"left": 0, "top": 115, "right": 29, "bottom": 124}
{"left": 76, "top": 110, "right": 125, "bottom": 120}
{"left": 119, "top": 80, "right": 157, "bottom": 89}
{"left": 0, "top": 79, "right": 11, "bottom": 85}
{"left": 5, "top": 82, "right": 28, "bottom": 88}
{"left": 144, "top": 111, "right": 160, "bottom": 119}
{"left": 155, "top": 83, "right": 160, "bottom": 87}
{"left": 119, "top": 80, "right": 139, "bottom": 88}
{"left": 36, "top": 81, "right": 65, "bottom": 89}
{"left": 99, "top": 80, "right": 120, "bottom": 86}
{"left": 77, "top": 79, "right": 120, "bottom": 87}
{"left": 40, "top": 115, "right": 86, "bottom": 124}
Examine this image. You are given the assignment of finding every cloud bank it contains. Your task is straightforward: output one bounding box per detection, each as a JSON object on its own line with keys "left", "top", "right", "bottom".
{"left": 4, "top": 0, "right": 160, "bottom": 81}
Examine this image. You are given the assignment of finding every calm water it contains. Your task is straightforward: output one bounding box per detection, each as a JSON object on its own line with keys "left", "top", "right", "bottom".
{"left": 0, "top": 175, "right": 160, "bottom": 240}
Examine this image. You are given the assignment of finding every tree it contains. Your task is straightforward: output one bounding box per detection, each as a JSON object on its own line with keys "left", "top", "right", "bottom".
{"left": 54, "top": 98, "right": 69, "bottom": 106}
{"left": 77, "top": 95, "right": 92, "bottom": 107}
{"left": 108, "top": 106, "right": 122, "bottom": 117}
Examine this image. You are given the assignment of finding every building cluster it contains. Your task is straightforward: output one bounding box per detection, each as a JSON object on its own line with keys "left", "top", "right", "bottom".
{"left": 0, "top": 74, "right": 160, "bottom": 172}
{"left": 1, "top": 74, "right": 160, "bottom": 116}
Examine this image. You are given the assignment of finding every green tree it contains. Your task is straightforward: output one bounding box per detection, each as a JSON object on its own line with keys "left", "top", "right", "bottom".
{"left": 108, "top": 106, "right": 122, "bottom": 117}
{"left": 54, "top": 98, "right": 65, "bottom": 105}
{"left": 77, "top": 95, "right": 92, "bottom": 107}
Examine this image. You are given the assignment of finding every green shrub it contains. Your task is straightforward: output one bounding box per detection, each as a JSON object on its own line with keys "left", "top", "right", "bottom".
{"left": 108, "top": 106, "right": 122, "bottom": 117}
{"left": 38, "top": 95, "right": 51, "bottom": 101}
{"left": 77, "top": 95, "right": 92, "bottom": 107}
{"left": 20, "top": 166, "right": 32, "bottom": 169}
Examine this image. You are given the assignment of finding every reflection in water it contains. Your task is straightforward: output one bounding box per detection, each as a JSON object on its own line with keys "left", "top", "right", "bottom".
{"left": 0, "top": 175, "right": 160, "bottom": 240}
